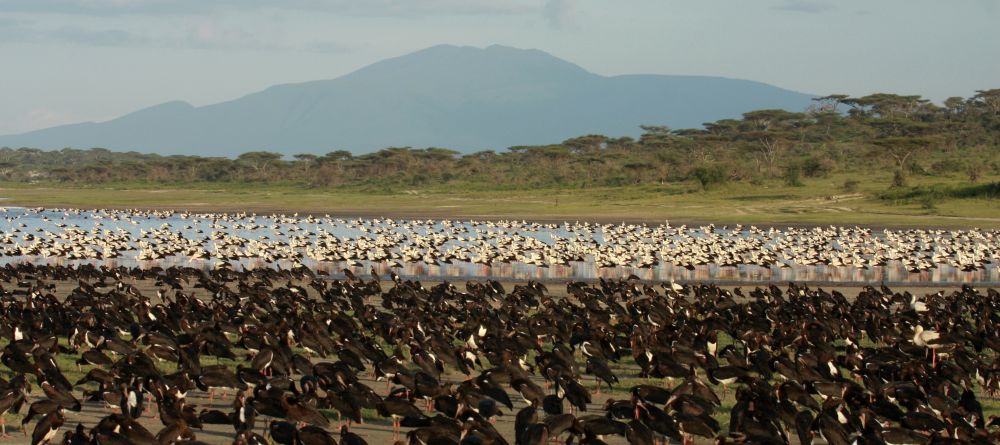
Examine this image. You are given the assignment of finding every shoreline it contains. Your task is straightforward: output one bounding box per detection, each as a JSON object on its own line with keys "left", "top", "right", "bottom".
{"left": 4, "top": 180, "right": 1000, "bottom": 230}
{"left": 2, "top": 200, "right": 994, "bottom": 230}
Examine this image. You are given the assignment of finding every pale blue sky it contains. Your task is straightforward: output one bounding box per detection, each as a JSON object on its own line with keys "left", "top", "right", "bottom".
{"left": 0, "top": 0, "right": 997, "bottom": 135}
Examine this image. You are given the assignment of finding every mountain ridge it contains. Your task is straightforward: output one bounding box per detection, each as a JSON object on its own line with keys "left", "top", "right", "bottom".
{"left": 0, "top": 44, "right": 815, "bottom": 156}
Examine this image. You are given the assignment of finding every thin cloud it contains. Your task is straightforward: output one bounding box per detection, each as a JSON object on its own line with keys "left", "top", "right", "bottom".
{"left": 544, "top": 0, "right": 576, "bottom": 29}
{"left": 180, "top": 19, "right": 355, "bottom": 53}
{"left": 773, "top": 1, "right": 836, "bottom": 13}
{"left": 0, "top": 0, "right": 537, "bottom": 17}
{"left": 303, "top": 40, "right": 354, "bottom": 54}
{"left": 51, "top": 26, "right": 143, "bottom": 46}
{"left": 0, "top": 15, "right": 346, "bottom": 52}
{"left": 0, "top": 18, "right": 143, "bottom": 46}
{"left": 184, "top": 19, "right": 259, "bottom": 49}
{"left": 0, "top": 1, "right": 539, "bottom": 50}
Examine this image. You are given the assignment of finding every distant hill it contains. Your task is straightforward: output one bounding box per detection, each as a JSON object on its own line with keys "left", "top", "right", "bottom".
{"left": 0, "top": 44, "right": 815, "bottom": 156}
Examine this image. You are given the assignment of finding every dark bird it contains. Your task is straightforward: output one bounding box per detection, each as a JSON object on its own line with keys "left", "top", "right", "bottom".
{"left": 31, "top": 408, "right": 64, "bottom": 445}
{"left": 339, "top": 424, "right": 368, "bottom": 445}
{"left": 295, "top": 425, "right": 337, "bottom": 445}
{"left": 377, "top": 396, "right": 423, "bottom": 442}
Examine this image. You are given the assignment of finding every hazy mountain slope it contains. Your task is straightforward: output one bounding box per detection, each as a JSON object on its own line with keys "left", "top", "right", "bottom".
{"left": 0, "top": 44, "right": 814, "bottom": 155}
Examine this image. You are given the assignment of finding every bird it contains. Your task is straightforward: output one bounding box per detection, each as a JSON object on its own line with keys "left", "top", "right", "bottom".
{"left": 912, "top": 325, "right": 952, "bottom": 367}
{"left": 31, "top": 408, "right": 64, "bottom": 445}
{"left": 377, "top": 395, "right": 423, "bottom": 442}
{"left": 339, "top": 425, "right": 369, "bottom": 445}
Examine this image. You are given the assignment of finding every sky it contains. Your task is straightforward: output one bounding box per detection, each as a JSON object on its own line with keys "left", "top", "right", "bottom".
{"left": 0, "top": 0, "right": 997, "bottom": 135}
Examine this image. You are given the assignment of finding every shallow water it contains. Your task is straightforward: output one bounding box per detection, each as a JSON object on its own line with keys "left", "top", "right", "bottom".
{"left": 1, "top": 207, "right": 998, "bottom": 285}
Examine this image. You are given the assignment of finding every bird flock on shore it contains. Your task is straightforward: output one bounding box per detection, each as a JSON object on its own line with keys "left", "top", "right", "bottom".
{"left": 0, "top": 262, "right": 998, "bottom": 444}
{"left": 1, "top": 208, "right": 998, "bottom": 274}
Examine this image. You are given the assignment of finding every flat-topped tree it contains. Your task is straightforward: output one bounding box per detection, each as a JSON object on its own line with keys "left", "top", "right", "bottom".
{"left": 843, "top": 93, "right": 930, "bottom": 120}
{"left": 237, "top": 151, "right": 283, "bottom": 178}
{"left": 811, "top": 94, "right": 851, "bottom": 113}
{"left": 872, "top": 135, "right": 931, "bottom": 172}
{"left": 293, "top": 154, "right": 319, "bottom": 175}
{"left": 869, "top": 116, "right": 936, "bottom": 182}
{"left": 738, "top": 109, "right": 807, "bottom": 174}
{"left": 562, "top": 134, "right": 610, "bottom": 154}
{"left": 971, "top": 89, "right": 1000, "bottom": 115}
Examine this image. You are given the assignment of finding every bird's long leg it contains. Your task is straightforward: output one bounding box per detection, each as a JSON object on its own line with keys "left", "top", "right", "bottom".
{"left": 1, "top": 417, "right": 8, "bottom": 438}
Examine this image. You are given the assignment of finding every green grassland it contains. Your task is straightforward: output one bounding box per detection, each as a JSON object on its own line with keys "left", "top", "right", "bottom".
{"left": 4, "top": 90, "right": 999, "bottom": 231}
{"left": 3, "top": 169, "right": 1000, "bottom": 228}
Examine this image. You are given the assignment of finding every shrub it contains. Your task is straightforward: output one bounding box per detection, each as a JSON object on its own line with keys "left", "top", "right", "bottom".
{"left": 918, "top": 196, "right": 937, "bottom": 211}
{"left": 783, "top": 165, "right": 803, "bottom": 187}
{"left": 877, "top": 182, "right": 1000, "bottom": 202}
{"left": 801, "top": 156, "right": 836, "bottom": 177}
{"left": 842, "top": 179, "right": 860, "bottom": 193}
{"left": 907, "top": 162, "right": 928, "bottom": 176}
{"left": 968, "top": 165, "right": 982, "bottom": 183}
{"left": 691, "top": 165, "right": 727, "bottom": 190}
{"left": 930, "top": 158, "right": 964, "bottom": 174}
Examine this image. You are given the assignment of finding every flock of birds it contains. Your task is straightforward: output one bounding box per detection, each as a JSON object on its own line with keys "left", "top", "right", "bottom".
{"left": 0, "top": 208, "right": 997, "bottom": 274}
{"left": 0, "top": 262, "right": 997, "bottom": 445}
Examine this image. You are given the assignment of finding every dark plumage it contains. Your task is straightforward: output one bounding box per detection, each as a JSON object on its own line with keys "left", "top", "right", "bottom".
{"left": 31, "top": 409, "right": 64, "bottom": 445}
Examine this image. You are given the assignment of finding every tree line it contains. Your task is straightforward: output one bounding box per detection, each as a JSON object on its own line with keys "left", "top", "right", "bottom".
{"left": 1, "top": 90, "right": 998, "bottom": 191}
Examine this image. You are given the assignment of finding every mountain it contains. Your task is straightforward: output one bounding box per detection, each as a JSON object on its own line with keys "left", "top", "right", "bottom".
{"left": 0, "top": 44, "right": 815, "bottom": 156}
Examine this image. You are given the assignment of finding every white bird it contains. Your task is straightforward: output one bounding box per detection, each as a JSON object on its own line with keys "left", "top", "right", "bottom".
{"left": 912, "top": 325, "right": 946, "bottom": 367}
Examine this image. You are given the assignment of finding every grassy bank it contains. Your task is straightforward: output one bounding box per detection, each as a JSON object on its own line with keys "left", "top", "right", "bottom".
{"left": 2, "top": 170, "right": 1000, "bottom": 228}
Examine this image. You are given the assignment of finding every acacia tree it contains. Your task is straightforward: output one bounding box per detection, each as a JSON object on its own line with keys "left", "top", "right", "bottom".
{"left": 811, "top": 94, "right": 850, "bottom": 113}
{"left": 237, "top": 151, "right": 283, "bottom": 180}
{"left": 293, "top": 153, "right": 318, "bottom": 180}
{"left": 867, "top": 114, "right": 935, "bottom": 185}
{"left": 873, "top": 136, "right": 929, "bottom": 171}
{"left": 0, "top": 161, "right": 14, "bottom": 179}
{"left": 943, "top": 97, "right": 965, "bottom": 115}
{"left": 844, "top": 93, "right": 929, "bottom": 120}
{"left": 739, "top": 109, "right": 805, "bottom": 174}
{"left": 971, "top": 89, "right": 1000, "bottom": 115}
{"left": 562, "top": 134, "right": 609, "bottom": 154}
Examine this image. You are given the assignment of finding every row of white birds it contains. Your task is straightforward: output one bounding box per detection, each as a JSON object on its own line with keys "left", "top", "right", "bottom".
{"left": 0, "top": 207, "right": 997, "bottom": 272}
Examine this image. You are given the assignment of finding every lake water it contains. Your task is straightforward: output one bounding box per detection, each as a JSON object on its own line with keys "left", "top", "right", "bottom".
{"left": 1, "top": 207, "right": 997, "bottom": 285}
